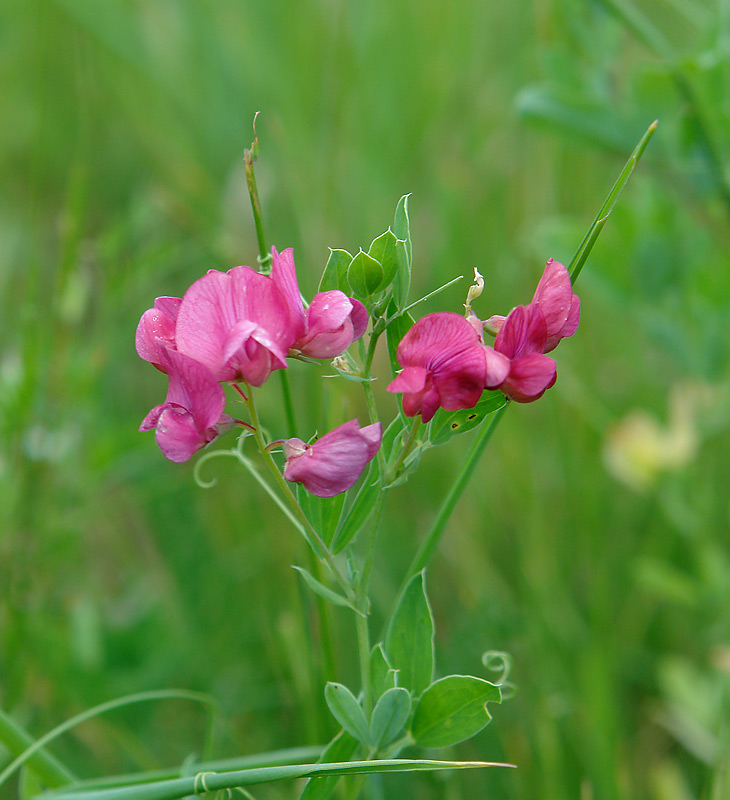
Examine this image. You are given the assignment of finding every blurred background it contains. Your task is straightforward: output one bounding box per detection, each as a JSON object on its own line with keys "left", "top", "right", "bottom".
{"left": 1, "top": 0, "right": 729, "bottom": 798}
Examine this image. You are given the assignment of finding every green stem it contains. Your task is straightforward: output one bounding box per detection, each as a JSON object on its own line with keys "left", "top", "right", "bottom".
{"left": 400, "top": 404, "right": 509, "bottom": 590}
{"left": 384, "top": 418, "right": 421, "bottom": 485}
{"left": 243, "top": 384, "right": 353, "bottom": 599}
{"left": 0, "top": 708, "right": 75, "bottom": 788}
{"left": 278, "top": 371, "right": 297, "bottom": 438}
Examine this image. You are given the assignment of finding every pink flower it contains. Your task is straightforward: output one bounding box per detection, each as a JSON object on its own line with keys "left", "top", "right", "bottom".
{"left": 174, "top": 265, "right": 300, "bottom": 385}
{"left": 140, "top": 346, "right": 232, "bottom": 462}
{"left": 487, "top": 259, "right": 580, "bottom": 352}
{"left": 283, "top": 419, "right": 382, "bottom": 497}
{"left": 491, "top": 304, "right": 557, "bottom": 403}
{"left": 387, "top": 312, "right": 509, "bottom": 423}
{"left": 271, "top": 247, "right": 368, "bottom": 359}
{"left": 135, "top": 297, "right": 182, "bottom": 371}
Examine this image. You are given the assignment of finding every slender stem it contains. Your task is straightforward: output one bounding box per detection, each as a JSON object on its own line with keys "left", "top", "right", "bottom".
{"left": 243, "top": 384, "right": 353, "bottom": 599}
{"left": 0, "top": 708, "right": 76, "bottom": 788}
{"left": 359, "top": 333, "right": 386, "bottom": 477}
{"left": 400, "top": 404, "right": 509, "bottom": 591}
{"left": 384, "top": 418, "right": 421, "bottom": 485}
{"left": 278, "top": 371, "right": 297, "bottom": 438}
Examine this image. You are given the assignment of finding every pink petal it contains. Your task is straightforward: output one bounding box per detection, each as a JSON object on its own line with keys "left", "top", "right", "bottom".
{"left": 483, "top": 346, "right": 511, "bottom": 388}
{"left": 270, "top": 247, "right": 306, "bottom": 339}
{"left": 349, "top": 299, "right": 369, "bottom": 341}
{"left": 396, "top": 312, "right": 481, "bottom": 370}
{"left": 135, "top": 296, "right": 181, "bottom": 368}
{"left": 154, "top": 405, "right": 208, "bottom": 462}
{"left": 532, "top": 259, "right": 575, "bottom": 339}
{"left": 159, "top": 347, "right": 227, "bottom": 431}
{"left": 139, "top": 404, "right": 165, "bottom": 432}
{"left": 387, "top": 366, "right": 428, "bottom": 395}
{"left": 500, "top": 353, "right": 557, "bottom": 403}
{"left": 545, "top": 294, "right": 581, "bottom": 352}
{"left": 494, "top": 305, "right": 547, "bottom": 360}
{"left": 283, "top": 420, "right": 381, "bottom": 497}
{"left": 299, "top": 291, "right": 358, "bottom": 358}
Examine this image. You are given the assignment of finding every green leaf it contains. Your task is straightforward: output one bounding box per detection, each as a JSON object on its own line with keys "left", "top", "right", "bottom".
{"left": 295, "top": 487, "right": 345, "bottom": 547}
{"left": 368, "top": 229, "right": 400, "bottom": 288}
{"left": 411, "top": 675, "right": 502, "bottom": 749}
{"left": 330, "top": 462, "right": 379, "bottom": 554}
{"left": 299, "top": 730, "right": 357, "bottom": 800}
{"left": 385, "top": 307, "right": 415, "bottom": 375}
{"left": 370, "top": 688, "right": 411, "bottom": 750}
{"left": 292, "top": 567, "right": 357, "bottom": 612}
{"left": 385, "top": 571, "right": 434, "bottom": 696}
{"left": 393, "top": 194, "right": 412, "bottom": 265}
{"left": 370, "top": 644, "right": 397, "bottom": 700}
{"left": 48, "top": 760, "right": 514, "bottom": 800}
{"left": 347, "top": 250, "right": 384, "bottom": 299}
{"left": 428, "top": 392, "right": 507, "bottom": 446}
{"left": 392, "top": 195, "right": 412, "bottom": 307}
{"left": 324, "top": 684, "right": 370, "bottom": 745}
{"left": 319, "top": 249, "right": 353, "bottom": 293}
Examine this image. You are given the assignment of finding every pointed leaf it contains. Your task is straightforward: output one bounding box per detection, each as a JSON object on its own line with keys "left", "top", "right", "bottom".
{"left": 292, "top": 567, "right": 356, "bottom": 612}
{"left": 370, "top": 644, "right": 397, "bottom": 700}
{"left": 392, "top": 195, "right": 412, "bottom": 307}
{"left": 370, "top": 688, "right": 411, "bottom": 750}
{"left": 368, "top": 229, "right": 399, "bottom": 288}
{"left": 412, "top": 675, "right": 502, "bottom": 749}
{"left": 385, "top": 571, "right": 434, "bottom": 696}
{"left": 393, "top": 194, "right": 412, "bottom": 265}
{"left": 319, "top": 249, "right": 353, "bottom": 293}
{"left": 324, "top": 683, "right": 370, "bottom": 745}
{"left": 348, "top": 250, "right": 384, "bottom": 299}
{"left": 330, "top": 461, "right": 379, "bottom": 554}
{"left": 428, "top": 392, "right": 507, "bottom": 446}
{"left": 385, "top": 306, "right": 415, "bottom": 375}
{"left": 295, "top": 487, "right": 346, "bottom": 547}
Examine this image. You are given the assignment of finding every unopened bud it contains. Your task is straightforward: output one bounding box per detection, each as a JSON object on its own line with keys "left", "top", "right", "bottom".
{"left": 464, "top": 267, "right": 484, "bottom": 312}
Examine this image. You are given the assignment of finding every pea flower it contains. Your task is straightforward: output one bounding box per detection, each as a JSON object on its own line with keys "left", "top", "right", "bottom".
{"left": 174, "top": 266, "right": 299, "bottom": 385}
{"left": 139, "top": 346, "right": 232, "bottom": 462}
{"left": 270, "top": 247, "right": 368, "bottom": 359}
{"left": 491, "top": 304, "right": 557, "bottom": 403}
{"left": 486, "top": 258, "right": 580, "bottom": 352}
{"left": 387, "top": 312, "right": 509, "bottom": 423}
{"left": 283, "top": 419, "right": 382, "bottom": 497}
{"left": 135, "top": 296, "right": 182, "bottom": 371}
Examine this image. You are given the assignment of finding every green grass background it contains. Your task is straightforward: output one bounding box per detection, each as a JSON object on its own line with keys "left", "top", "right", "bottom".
{"left": 1, "top": 0, "right": 729, "bottom": 798}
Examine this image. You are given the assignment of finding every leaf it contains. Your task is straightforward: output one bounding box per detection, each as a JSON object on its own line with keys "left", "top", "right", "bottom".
{"left": 295, "top": 487, "right": 345, "bottom": 547}
{"left": 319, "top": 249, "right": 353, "bottom": 293}
{"left": 347, "top": 250, "right": 384, "bottom": 299}
{"left": 324, "top": 683, "right": 370, "bottom": 745}
{"left": 411, "top": 675, "right": 502, "bottom": 749}
{"left": 368, "top": 229, "right": 400, "bottom": 288}
{"left": 299, "top": 730, "right": 358, "bottom": 800}
{"left": 370, "top": 688, "right": 411, "bottom": 750}
{"left": 49, "top": 760, "right": 515, "bottom": 800}
{"left": 370, "top": 644, "right": 396, "bottom": 700}
{"left": 330, "top": 461, "right": 379, "bottom": 554}
{"left": 385, "top": 306, "right": 415, "bottom": 376}
{"left": 292, "top": 567, "right": 357, "bottom": 612}
{"left": 385, "top": 571, "right": 434, "bottom": 696}
{"left": 392, "top": 195, "right": 412, "bottom": 308}
{"left": 428, "top": 392, "right": 507, "bottom": 446}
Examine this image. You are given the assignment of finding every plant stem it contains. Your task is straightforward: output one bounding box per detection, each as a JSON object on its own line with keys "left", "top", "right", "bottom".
{"left": 399, "top": 404, "right": 509, "bottom": 592}
{"left": 243, "top": 384, "right": 353, "bottom": 600}
{"left": 384, "top": 417, "right": 421, "bottom": 485}
{"left": 0, "top": 708, "right": 75, "bottom": 788}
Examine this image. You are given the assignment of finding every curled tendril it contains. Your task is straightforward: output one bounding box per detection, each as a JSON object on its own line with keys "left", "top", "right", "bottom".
{"left": 482, "top": 650, "right": 512, "bottom": 685}
{"left": 193, "top": 771, "right": 216, "bottom": 796}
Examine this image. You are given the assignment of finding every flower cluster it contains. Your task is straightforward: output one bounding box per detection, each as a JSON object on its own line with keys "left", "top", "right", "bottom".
{"left": 386, "top": 259, "right": 580, "bottom": 419}
{"left": 137, "top": 247, "right": 378, "bottom": 495}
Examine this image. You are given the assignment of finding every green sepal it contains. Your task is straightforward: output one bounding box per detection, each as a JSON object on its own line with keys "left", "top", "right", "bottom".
{"left": 411, "top": 675, "right": 502, "bottom": 749}
{"left": 347, "top": 250, "right": 384, "bottom": 300}
{"left": 319, "top": 249, "right": 353, "bottom": 293}
{"left": 291, "top": 567, "right": 357, "bottom": 613}
{"left": 385, "top": 571, "right": 435, "bottom": 696}
{"left": 324, "top": 683, "right": 370, "bottom": 745}
{"left": 370, "top": 644, "right": 397, "bottom": 700}
{"left": 370, "top": 688, "right": 411, "bottom": 750}
{"left": 428, "top": 392, "right": 507, "bottom": 446}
